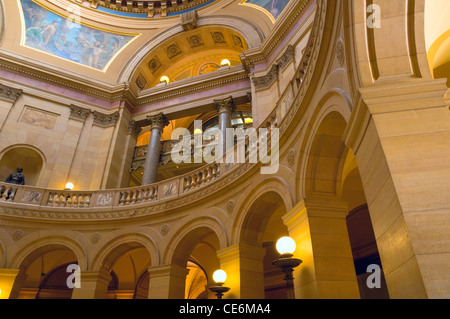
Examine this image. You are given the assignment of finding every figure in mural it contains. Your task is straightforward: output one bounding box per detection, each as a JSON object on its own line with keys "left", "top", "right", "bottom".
{"left": 5, "top": 167, "right": 25, "bottom": 185}
{"left": 20, "top": 0, "right": 134, "bottom": 71}
{"left": 41, "top": 21, "right": 59, "bottom": 45}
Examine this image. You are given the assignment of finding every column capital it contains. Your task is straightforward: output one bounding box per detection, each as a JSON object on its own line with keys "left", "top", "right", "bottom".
{"left": 0, "top": 83, "right": 22, "bottom": 103}
{"left": 214, "top": 96, "right": 236, "bottom": 114}
{"left": 147, "top": 112, "right": 169, "bottom": 131}
{"left": 128, "top": 120, "right": 142, "bottom": 138}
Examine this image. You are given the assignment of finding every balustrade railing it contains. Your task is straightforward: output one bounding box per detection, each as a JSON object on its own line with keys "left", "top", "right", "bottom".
{"left": 0, "top": 4, "right": 319, "bottom": 214}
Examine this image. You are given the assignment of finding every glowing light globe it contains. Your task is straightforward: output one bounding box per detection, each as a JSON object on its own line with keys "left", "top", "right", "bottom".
{"left": 276, "top": 236, "right": 296, "bottom": 255}
{"left": 213, "top": 269, "right": 227, "bottom": 284}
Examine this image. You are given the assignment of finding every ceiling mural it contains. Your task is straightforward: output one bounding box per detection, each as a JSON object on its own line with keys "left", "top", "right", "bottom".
{"left": 239, "top": 0, "right": 291, "bottom": 22}
{"left": 18, "top": 0, "right": 138, "bottom": 71}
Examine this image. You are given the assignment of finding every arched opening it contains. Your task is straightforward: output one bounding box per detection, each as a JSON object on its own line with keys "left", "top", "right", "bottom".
{"left": 169, "top": 226, "right": 221, "bottom": 299}
{"left": 15, "top": 248, "right": 77, "bottom": 299}
{"left": 240, "top": 191, "right": 290, "bottom": 299}
{"left": 341, "top": 150, "right": 390, "bottom": 299}
{"left": 102, "top": 245, "right": 151, "bottom": 299}
{"left": 0, "top": 146, "right": 44, "bottom": 186}
{"left": 302, "top": 110, "right": 389, "bottom": 298}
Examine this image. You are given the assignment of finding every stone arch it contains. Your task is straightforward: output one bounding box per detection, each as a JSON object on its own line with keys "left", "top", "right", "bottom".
{"left": 8, "top": 234, "right": 87, "bottom": 271}
{"left": 163, "top": 215, "right": 227, "bottom": 266}
{"left": 297, "top": 89, "right": 352, "bottom": 200}
{"left": 118, "top": 15, "right": 265, "bottom": 83}
{"left": 232, "top": 176, "right": 293, "bottom": 245}
{"left": 91, "top": 231, "right": 159, "bottom": 271}
{"left": 0, "top": 144, "right": 46, "bottom": 186}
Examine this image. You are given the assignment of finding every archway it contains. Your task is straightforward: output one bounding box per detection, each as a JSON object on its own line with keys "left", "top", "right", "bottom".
{"left": 13, "top": 247, "right": 78, "bottom": 299}
{"left": 238, "top": 190, "right": 290, "bottom": 299}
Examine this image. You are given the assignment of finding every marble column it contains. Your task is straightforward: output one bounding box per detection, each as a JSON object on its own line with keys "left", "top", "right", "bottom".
{"left": 214, "top": 96, "right": 235, "bottom": 155}
{"left": 142, "top": 113, "right": 169, "bottom": 185}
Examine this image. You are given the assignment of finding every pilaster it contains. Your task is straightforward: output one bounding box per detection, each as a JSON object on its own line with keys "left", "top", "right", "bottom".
{"left": 216, "top": 242, "right": 266, "bottom": 299}
{"left": 282, "top": 199, "right": 360, "bottom": 299}
{"left": 147, "top": 264, "right": 189, "bottom": 299}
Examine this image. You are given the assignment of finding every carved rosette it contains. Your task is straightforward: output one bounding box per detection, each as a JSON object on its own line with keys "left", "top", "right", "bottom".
{"left": 214, "top": 96, "right": 236, "bottom": 114}
{"left": 93, "top": 111, "right": 120, "bottom": 127}
{"left": 148, "top": 112, "right": 169, "bottom": 131}
{"left": 0, "top": 83, "right": 23, "bottom": 102}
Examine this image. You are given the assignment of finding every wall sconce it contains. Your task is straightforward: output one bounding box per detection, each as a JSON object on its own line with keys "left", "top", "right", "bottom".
{"left": 65, "top": 183, "right": 74, "bottom": 191}
{"left": 272, "top": 236, "right": 302, "bottom": 299}
{"left": 208, "top": 269, "right": 230, "bottom": 299}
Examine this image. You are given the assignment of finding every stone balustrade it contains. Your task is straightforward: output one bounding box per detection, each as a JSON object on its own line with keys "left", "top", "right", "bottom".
{"left": 0, "top": 13, "right": 318, "bottom": 216}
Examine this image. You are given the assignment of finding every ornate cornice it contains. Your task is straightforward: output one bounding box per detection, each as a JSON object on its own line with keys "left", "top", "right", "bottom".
{"left": 93, "top": 110, "right": 120, "bottom": 127}
{"left": 0, "top": 83, "right": 22, "bottom": 102}
{"left": 70, "top": 104, "right": 91, "bottom": 122}
{"left": 277, "top": 44, "right": 295, "bottom": 70}
{"left": 252, "top": 64, "right": 279, "bottom": 90}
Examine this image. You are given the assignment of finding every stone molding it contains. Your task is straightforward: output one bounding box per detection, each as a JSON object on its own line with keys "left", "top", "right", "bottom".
{"left": 0, "top": 83, "right": 22, "bottom": 102}
{"left": 69, "top": 104, "right": 91, "bottom": 122}
{"left": 252, "top": 64, "right": 279, "bottom": 90}
{"left": 277, "top": 44, "right": 295, "bottom": 70}
{"left": 93, "top": 110, "right": 120, "bottom": 127}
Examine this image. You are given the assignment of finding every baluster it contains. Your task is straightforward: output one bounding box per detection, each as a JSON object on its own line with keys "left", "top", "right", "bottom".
{"left": 7, "top": 188, "right": 17, "bottom": 201}
{"left": 152, "top": 186, "right": 158, "bottom": 200}
{"left": 125, "top": 192, "right": 131, "bottom": 205}
{"left": 66, "top": 194, "right": 72, "bottom": 207}
{"left": 119, "top": 192, "right": 126, "bottom": 205}
{"left": 48, "top": 192, "right": 54, "bottom": 206}
{"left": 131, "top": 191, "right": 137, "bottom": 204}
{"left": 137, "top": 189, "right": 144, "bottom": 203}
{"left": 215, "top": 164, "right": 220, "bottom": 178}
{"left": 206, "top": 167, "right": 212, "bottom": 183}
{"left": 78, "top": 194, "right": 85, "bottom": 207}
{"left": 85, "top": 194, "right": 91, "bottom": 207}
{"left": 184, "top": 176, "right": 192, "bottom": 192}
{"left": 191, "top": 173, "right": 197, "bottom": 189}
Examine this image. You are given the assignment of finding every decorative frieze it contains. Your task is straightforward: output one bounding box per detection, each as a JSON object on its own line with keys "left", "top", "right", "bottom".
{"left": 70, "top": 104, "right": 90, "bottom": 122}
{"left": 277, "top": 45, "right": 295, "bottom": 70}
{"left": 0, "top": 83, "right": 22, "bottom": 102}
{"left": 93, "top": 110, "right": 120, "bottom": 127}
{"left": 252, "top": 64, "right": 279, "bottom": 90}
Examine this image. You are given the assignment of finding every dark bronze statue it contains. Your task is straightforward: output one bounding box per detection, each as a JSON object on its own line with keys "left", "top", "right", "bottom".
{"left": 5, "top": 167, "right": 25, "bottom": 185}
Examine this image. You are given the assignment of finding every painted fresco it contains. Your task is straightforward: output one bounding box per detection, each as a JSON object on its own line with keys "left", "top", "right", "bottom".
{"left": 19, "top": 0, "right": 135, "bottom": 71}
{"left": 243, "top": 0, "right": 291, "bottom": 21}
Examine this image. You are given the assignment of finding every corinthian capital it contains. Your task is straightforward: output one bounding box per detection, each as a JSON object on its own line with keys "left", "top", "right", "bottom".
{"left": 147, "top": 112, "right": 169, "bottom": 130}
{"left": 214, "top": 96, "right": 236, "bottom": 114}
{"left": 0, "top": 83, "right": 22, "bottom": 102}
